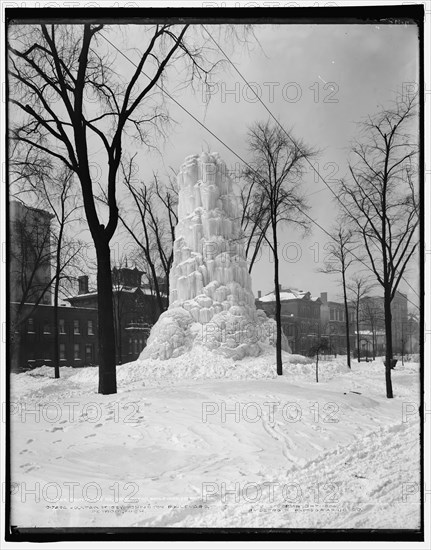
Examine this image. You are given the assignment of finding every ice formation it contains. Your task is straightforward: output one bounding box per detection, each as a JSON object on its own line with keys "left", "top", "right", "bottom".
{"left": 140, "top": 152, "right": 290, "bottom": 361}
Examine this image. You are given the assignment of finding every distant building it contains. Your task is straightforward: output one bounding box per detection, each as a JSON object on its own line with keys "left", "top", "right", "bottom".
{"left": 8, "top": 201, "right": 168, "bottom": 370}
{"left": 256, "top": 287, "right": 321, "bottom": 355}
{"left": 255, "top": 285, "right": 411, "bottom": 358}
{"left": 319, "top": 292, "right": 355, "bottom": 355}
{"left": 10, "top": 302, "right": 98, "bottom": 371}
{"left": 67, "top": 267, "right": 167, "bottom": 364}
{"left": 359, "top": 291, "right": 409, "bottom": 355}
{"left": 405, "top": 312, "right": 420, "bottom": 354}
{"left": 10, "top": 201, "right": 54, "bottom": 306}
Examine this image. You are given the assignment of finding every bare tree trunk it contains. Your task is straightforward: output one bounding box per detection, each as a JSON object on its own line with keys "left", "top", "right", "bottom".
{"left": 372, "top": 329, "right": 376, "bottom": 360}
{"left": 112, "top": 290, "right": 123, "bottom": 365}
{"left": 341, "top": 269, "right": 351, "bottom": 368}
{"left": 118, "top": 317, "right": 122, "bottom": 364}
{"left": 384, "top": 291, "right": 394, "bottom": 398}
{"left": 272, "top": 224, "right": 282, "bottom": 376}
{"left": 96, "top": 241, "right": 117, "bottom": 395}
{"left": 53, "top": 275, "right": 60, "bottom": 378}
{"left": 356, "top": 301, "right": 361, "bottom": 363}
{"left": 53, "top": 216, "right": 64, "bottom": 379}
{"left": 315, "top": 353, "right": 319, "bottom": 383}
{"left": 10, "top": 329, "right": 21, "bottom": 372}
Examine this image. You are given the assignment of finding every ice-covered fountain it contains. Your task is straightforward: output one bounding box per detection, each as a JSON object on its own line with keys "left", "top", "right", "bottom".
{"left": 140, "top": 152, "right": 290, "bottom": 361}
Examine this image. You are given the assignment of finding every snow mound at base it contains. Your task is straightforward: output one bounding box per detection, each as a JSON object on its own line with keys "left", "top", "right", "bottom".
{"left": 65, "top": 347, "right": 355, "bottom": 389}
{"left": 140, "top": 304, "right": 290, "bottom": 362}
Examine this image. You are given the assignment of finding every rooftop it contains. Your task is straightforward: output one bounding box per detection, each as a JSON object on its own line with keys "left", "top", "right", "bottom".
{"left": 259, "top": 288, "right": 320, "bottom": 303}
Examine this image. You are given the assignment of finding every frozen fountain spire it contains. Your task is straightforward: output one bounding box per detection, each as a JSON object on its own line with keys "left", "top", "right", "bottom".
{"left": 140, "top": 152, "right": 288, "bottom": 361}
{"left": 169, "top": 152, "right": 254, "bottom": 311}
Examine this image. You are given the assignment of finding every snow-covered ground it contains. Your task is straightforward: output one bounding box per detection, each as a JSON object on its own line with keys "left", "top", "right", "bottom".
{"left": 9, "top": 347, "right": 421, "bottom": 529}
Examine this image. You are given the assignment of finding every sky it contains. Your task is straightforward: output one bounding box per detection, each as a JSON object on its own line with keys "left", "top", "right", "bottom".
{"left": 7, "top": 20, "right": 421, "bottom": 309}
{"left": 104, "top": 21, "right": 420, "bottom": 307}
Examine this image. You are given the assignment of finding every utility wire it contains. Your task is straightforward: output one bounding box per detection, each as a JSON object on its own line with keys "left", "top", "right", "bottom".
{"left": 100, "top": 31, "right": 420, "bottom": 312}
{"left": 201, "top": 25, "right": 420, "bottom": 305}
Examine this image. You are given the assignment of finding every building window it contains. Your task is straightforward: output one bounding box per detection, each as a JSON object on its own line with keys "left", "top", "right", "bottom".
{"left": 59, "top": 343, "right": 66, "bottom": 360}
{"left": 88, "top": 320, "right": 94, "bottom": 335}
{"left": 59, "top": 319, "right": 66, "bottom": 334}
{"left": 74, "top": 343, "right": 80, "bottom": 360}
{"left": 43, "top": 320, "right": 51, "bottom": 334}
{"left": 85, "top": 344, "right": 93, "bottom": 363}
{"left": 129, "top": 338, "right": 133, "bottom": 354}
{"left": 330, "top": 309, "right": 335, "bottom": 321}
{"left": 27, "top": 318, "right": 35, "bottom": 333}
{"left": 74, "top": 320, "right": 80, "bottom": 334}
{"left": 79, "top": 276, "right": 88, "bottom": 294}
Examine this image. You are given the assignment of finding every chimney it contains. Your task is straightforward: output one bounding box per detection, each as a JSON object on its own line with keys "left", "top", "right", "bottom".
{"left": 78, "top": 275, "right": 89, "bottom": 295}
{"left": 320, "top": 292, "right": 328, "bottom": 304}
{"left": 257, "top": 290, "right": 262, "bottom": 299}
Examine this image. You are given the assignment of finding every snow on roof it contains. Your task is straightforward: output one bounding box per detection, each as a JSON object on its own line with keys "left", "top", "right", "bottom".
{"left": 66, "top": 291, "right": 97, "bottom": 299}
{"left": 10, "top": 301, "right": 98, "bottom": 311}
{"left": 67, "top": 286, "right": 167, "bottom": 300}
{"left": 355, "top": 330, "right": 385, "bottom": 336}
{"left": 113, "top": 285, "right": 140, "bottom": 293}
{"left": 259, "top": 288, "right": 317, "bottom": 303}
{"left": 260, "top": 291, "right": 297, "bottom": 302}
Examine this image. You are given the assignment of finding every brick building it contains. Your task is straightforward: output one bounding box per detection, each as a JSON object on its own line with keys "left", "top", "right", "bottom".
{"left": 10, "top": 302, "right": 98, "bottom": 371}
{"left": 256, "top": 287, "right": 322, "bottom": 355}
{"left": 8, "top": 201, "right": 167, "bottom": 370}
{"left": 10, "top": 201, "right": 54, "bottom": 306}
{"left": 359, "top": 291, "right": 409, "bottom": 355}
{"left": 319, "top": 292, "right": 355, "bottom": 355}
{"left": 67, "top": 268, "right": 167, "bottom": 364}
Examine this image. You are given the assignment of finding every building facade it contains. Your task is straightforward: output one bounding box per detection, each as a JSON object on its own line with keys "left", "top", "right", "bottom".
{"left": 256, "top": 287, "right": 322, "bottom": 355}
{"left": 319, "top": 292, "right": 355, "bottom": 355}
{"left": 10, "top": 201, "right": 54, "bottom": 306}
{"left": 67, "top": 268, "right": 167, "bottom": 364}
{"left": 359, "top": 291, "right": 409, "bottom": 355}
{"left": 8, "top": 202, "right": 168, "bottom": 370}
{"left": 10, "top": 302, "right": 99, "bottom": 371}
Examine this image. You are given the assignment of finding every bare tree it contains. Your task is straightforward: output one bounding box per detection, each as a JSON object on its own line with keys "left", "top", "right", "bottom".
{"left": 10, "top": 205, "right": 55, "bottom": 364}
{"left": 9, "top": 198, "right": 82, "bottom": 372}
{"left": 8, "top": 22, "right": 243, "bottom": 393}
{"left": 319, "top": 225, "right": 356, "bottom": 368}
{"left": 339, "top": 94, "right": 419, "bottom": 398}
{"left": 245, "top": 120, "right": 315, "bottom": 375}
{"left": 40, "top": 169, "right": 84, "bottom": 378}
{"left": 347, "top": 274, "right": 374, "bottom": 363}
{"left": 111, "top": 257, "right": 132, "bottom": 365}
{"left": 240, "top": 177, "right": 271, "bottom": 273}
{"left": 359, "top": 297, "right": 385, "bottom": 360}
{"left": 317, "top": 320, "right": 336, "bottom": 358}
{"left": 118, "top": 159, "right": 178, "bottom": 315}
{"left": 309, "top": 336, "right": 331, "bottom": 383}
{"left": 10, "top": 145, "right": 88, "bottom": 377}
